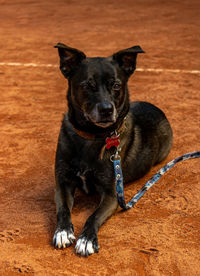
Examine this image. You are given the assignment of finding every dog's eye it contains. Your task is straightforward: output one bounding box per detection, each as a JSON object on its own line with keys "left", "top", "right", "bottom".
{"left": 112, "top": 83, "right": 121, "bottom": 91}
{"left": 80, "top": 84, "right": 87, "bottom": 90}
{"left": 80, "top": 82, "right": 89, "bottom": 91}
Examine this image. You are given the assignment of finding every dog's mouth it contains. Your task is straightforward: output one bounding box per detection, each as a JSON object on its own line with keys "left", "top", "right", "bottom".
{"left": 84, "top": 110, "right": 117, "bottom": 128}
{"left": 94, "top": 120, "right": 116, "bottom": 128}
{"left": 84, "top": 114, "right": 116, "bottom": 128}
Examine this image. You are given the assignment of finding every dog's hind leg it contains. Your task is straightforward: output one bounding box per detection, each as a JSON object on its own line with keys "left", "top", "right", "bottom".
{"left": 155, "top": 118, "right": 173, "bottom": 164}
{"left": 75, "top": 192, "right": 118, "bottom": 257}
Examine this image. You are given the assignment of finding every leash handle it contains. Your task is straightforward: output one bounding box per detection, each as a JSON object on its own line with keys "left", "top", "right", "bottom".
{"left": 114, "top": 151, "right": 200, "bottom": 210}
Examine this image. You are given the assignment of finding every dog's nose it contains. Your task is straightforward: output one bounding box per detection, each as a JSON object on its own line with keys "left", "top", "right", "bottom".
{"left": 97, "top": 102, "right": 114, "bottom": 116}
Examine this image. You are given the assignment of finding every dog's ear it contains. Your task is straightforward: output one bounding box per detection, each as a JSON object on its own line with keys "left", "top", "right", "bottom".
{"left": 112, "top": 46, "right": 145, "bottom": 76}
{"left": 54, "top": 43, "right": 86, "bottom": 78}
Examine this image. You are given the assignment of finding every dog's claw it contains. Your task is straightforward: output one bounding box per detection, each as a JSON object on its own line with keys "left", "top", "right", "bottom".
{"left": 75, "top": 235, "right": 99, "bottom": 257}
{"left": 53, "top": 229, "right": 75, "bottom": 249}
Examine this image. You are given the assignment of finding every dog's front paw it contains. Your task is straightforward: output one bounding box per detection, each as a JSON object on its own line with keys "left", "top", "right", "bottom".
{"left": 53, "top": 227, "right": 75, "bottom": 249}
{"left": 75, "top": 234, "right": 100, "bottom": 257}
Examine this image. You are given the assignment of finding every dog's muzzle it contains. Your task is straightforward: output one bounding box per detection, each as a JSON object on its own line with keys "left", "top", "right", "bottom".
{"left": 85, "top": 101, "right": 117, "bottom": 128}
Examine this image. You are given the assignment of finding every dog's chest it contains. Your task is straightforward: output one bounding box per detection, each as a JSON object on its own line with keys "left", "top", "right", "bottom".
{"left": 77, "top": 170, "right": 90, "bottom": 194}
{"left": 73, "top": 137, "right": 117, "bottom": 194}
{"left": 74, "top": 140, "right": 101, "bottom": 194}
{"left": 76, "top": 163, "right": 100, "bottom": 194}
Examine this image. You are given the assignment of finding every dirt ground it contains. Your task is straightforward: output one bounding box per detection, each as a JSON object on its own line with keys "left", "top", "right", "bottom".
{"left": 0, "top": 0, "right": 199, "bottom": 275}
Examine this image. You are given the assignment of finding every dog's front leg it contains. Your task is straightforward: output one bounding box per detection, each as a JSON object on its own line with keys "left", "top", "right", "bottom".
{"left": 75, "top": 191, "right": 118, "bottom": 256}
{"left": 53, "top": 162, "right": 77, "bottom": 249}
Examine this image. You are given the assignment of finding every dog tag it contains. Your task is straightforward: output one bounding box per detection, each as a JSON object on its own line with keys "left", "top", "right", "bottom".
{"left": 105, "top": 135, "right": 120, "bottom": 149}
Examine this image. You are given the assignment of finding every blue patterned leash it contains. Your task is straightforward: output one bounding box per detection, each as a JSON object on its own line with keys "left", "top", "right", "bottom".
{"left": 113, "top": 151, "right": 200, "bottom": 210}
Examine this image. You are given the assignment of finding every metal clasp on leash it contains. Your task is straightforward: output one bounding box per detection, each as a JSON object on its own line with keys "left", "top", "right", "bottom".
{"left": 110, "top": 145, "right": 121, "bottom": 162}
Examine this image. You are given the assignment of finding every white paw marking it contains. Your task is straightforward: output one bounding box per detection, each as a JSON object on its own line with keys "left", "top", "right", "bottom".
{"left": 75, "top": 237, "right": 95, "bottom": 256}
{"left": 86, "top": 241, "right": 94, "bottom": 254}
{"left": 53, "top": 230, "right": 75, "bottom": 249}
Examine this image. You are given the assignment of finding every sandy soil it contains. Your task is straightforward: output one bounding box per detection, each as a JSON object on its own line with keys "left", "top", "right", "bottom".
{"left": 0, "top": 0, "right": 199, "bottom": 275}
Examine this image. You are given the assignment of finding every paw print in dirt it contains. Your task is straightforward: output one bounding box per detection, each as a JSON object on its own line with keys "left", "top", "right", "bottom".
{"left": 13, "top": 263, "right": 34, "bottom": 274}
{"left": 0, "top": 229, "right": 20, "bottom": 243}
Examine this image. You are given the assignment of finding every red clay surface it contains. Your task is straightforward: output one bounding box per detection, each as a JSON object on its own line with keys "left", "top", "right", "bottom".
{"left": 0, "top": 0, "right": 199, "bottom": 275}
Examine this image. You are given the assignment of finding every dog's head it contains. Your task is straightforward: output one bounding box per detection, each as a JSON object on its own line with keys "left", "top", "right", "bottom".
{"left": 55, "top": 43, "right": 144, "bottom": 131}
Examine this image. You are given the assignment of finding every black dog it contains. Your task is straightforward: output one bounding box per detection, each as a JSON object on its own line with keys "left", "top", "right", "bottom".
{"left": 53, "top": 43, "right": 173, "bottom": 257}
